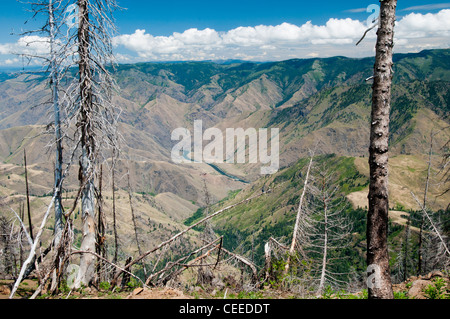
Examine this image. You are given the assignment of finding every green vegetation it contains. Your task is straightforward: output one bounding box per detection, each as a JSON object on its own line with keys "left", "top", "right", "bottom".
{"left": 196, "top": 155, "right": 370, "bottom": 280}
{"left": 423, "top": 278, "right": 448, "bottom": 299}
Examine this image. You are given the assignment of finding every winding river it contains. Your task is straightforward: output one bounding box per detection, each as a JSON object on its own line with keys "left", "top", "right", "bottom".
{"left": 182, "top": 151, "right": 249, "bottom": 184}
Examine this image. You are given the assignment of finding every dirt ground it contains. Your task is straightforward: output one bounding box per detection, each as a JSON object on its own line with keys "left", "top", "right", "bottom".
{"left": 1, "top": 271, "right": 448, "bottom": 299}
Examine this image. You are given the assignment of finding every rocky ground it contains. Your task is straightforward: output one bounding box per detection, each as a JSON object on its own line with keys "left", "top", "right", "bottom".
{"left": 392, "top": 270, "right": 449, "bottom": 299}
{"left": 0, "top": 270, "right": 448, "bottom": 299}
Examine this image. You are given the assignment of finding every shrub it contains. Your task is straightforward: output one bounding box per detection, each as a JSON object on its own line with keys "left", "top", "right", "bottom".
{"left": 423, "top": 278, "right": 448, "bottom": 299}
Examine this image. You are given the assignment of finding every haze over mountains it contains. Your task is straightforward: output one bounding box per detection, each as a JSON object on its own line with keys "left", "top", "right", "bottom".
{"left": 0, "top": 49, "right": 448, "bottom": 258}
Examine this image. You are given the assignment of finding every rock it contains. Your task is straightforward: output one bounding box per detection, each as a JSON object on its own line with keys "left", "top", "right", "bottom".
{"left": 408, "top": 280, "right": 430, "bottom": 299}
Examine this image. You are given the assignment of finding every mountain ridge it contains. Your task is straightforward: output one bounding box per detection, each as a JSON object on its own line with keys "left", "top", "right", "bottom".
{"left": 0, "top": 49, "right": 448, "bottom": 263}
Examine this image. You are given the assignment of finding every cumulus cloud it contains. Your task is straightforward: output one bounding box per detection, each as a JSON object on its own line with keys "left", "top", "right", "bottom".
{"left": 1, "top": 9, "right": 449, "bottom": 65}
{"left": 113, "top": 18, "right": 368, "bottom": 61}
{"left": 0, "top": 35, "right": 50, "bottom": 56}
{"left": 396, "top": 9, "right": 450, "bottom": 38}
{"left": 111, "top": 9, "right": 450, "bottom": 62}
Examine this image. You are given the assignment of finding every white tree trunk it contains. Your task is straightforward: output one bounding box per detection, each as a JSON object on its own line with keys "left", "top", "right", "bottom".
{"left": 285, "top": 155, "right": 314, "bottom": 275}
{"left": 74, "top": 152, "right": 97, "bottom": 288}
{"left": 318, "top": 206, "right": 328, "bottom": 294}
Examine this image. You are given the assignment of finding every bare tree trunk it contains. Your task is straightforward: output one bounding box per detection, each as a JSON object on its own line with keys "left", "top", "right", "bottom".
{"left": 285, "top": 155, "right": 314, "bottom": 275}
{"left": 75, "top": 0, "right": 97, "bottom": 288}
{"left": 112, "top": 149, "right": 119, "bottom": 267}
{"left": 366, "top": 0, "right": 397, "bottom": 299}
{"left": 10, "top": 195, "right": 56, "bottom": 299}
{"left": 411, "top": 192, "right": 450, "bottom": 257}
{"left": 127, "top": 169, "right": 147, "bottom": 278}
{"left": 19, "top": 203, "right": 25, "bottom": 269}
{"left": 114, "top": 190, "right": 268, "bottom": 284}
{"left": 49, "top": 0, "right": 64, "bottom": 248}
{"left": 96, "top": 165, "right": 106, "bottom": 282}
{"left": 402, "top": 217, "right": 410, "bottom": 282}
{"left": 24, "top": 150, "right": 34, "bottom": 242}
{"left": 318, "top": 203, "right": 328, "bottom": 295}
{"left": 418, "top": 131, "right": 435, "bottom": 275}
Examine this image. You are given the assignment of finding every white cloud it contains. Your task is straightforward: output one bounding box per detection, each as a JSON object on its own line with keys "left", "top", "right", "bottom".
{"left": 2, "top": 9, "right": 449, "bottom": 65}
{"left": 0, "top": 35, "right": 50, "bottom": 56}
{"left": 113, "top": 19, "right": 369, "bottom": 61}
{"left": 344, "top": 8, "right": 367, "bottom": 13}
{"left": 401, "top": 3, "right": 450, "bottom": 11}
{"left": 4, "top": 58, "right": 19, "bottom": 65}
{"left": 396, "top": 9, "right": 450, "bottom": 38}
{"left": 173, "top": 28, "right": 221, "bottom": 45}
{"left": 111, "top": 9, "right": 450, "bottom": 62}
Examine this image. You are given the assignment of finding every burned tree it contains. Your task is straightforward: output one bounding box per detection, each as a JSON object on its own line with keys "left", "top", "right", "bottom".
{"left": 307, "top": 164, "right": 353, "bottom": 295}
{"left": 62, "top": 0, "right": 120, "bottom": 288}
{"left": 284, "top": 153, "right": 314, "bottom": 276}
{"left": 366, "top": 0, "right": 397, "bottom": 299}
{"left": 16, "top": 0, "right": 72, "bottom": 247}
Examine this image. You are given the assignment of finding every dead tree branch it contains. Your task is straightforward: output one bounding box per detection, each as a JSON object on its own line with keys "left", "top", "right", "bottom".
{"left": 114, "top": 190, "right": 269, "bottom": 284}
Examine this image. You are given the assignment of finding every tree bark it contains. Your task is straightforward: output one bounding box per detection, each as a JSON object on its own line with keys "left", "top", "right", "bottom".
{"left": 112, "top": 149, "right": 119, "bottom": 266}
{"left": 75, "top": 0, "right": 97, "bottom": 288}
{"left": 24, "top": 150, "right": 34, "bottom": 242}
{"left": 366, "top": 0, "right": 397, "bottom": 299}
{"left": 49, "top": 0, "right": 64, "bottom": 248}
{"left": 318, "top": 202, "right": 328, "bottom": 295}
{"left": 418, "top": 131, "right": 434, "bottom": 275}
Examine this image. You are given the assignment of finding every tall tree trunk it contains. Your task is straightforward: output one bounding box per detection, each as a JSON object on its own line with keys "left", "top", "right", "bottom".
{"left": 112, "top": 149, "right": 119, "bottom": 266}
{"left": 284, "top": 155, "right": 313, "bottom": 276}
{"left": 49, "top": 0, "right": 64, "bottom": 248}
{"left": 23, "top": 150, "right": 34, "bottom": 242}
{"left": 318, "top": 200, "right": 328, "bottom": 295}
{"left": 96, "top": 165, "right": 106, "bottom": 282}
{"left": 127, "top": 169, "right": 147, "bottom": 278}
{"left": 366, "top": 0, "right": 397, "bottom": 299}
{"left": 418, "top": 131, "right": 434, "bottom": 275}
{"left": 75, "top": 0, "right": 97, "bottom": 288}
{"left": 402, "top": 217, "right": 410, "bottom": 282}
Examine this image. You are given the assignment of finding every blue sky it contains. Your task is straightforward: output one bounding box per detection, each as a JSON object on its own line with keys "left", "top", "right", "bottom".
{"left": 111, "top": 1, "right": 450, "bottom": 34}
{"left": 0, "top": 0, "right": 449, "bottom": 65}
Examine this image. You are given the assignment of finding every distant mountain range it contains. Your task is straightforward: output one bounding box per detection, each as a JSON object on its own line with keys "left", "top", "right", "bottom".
{"left": 0, "top": 49, "right": 448, "bottom": 261}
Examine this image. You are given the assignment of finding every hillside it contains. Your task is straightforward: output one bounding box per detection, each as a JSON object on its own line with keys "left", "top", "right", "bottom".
{"left": 0, "top": 49, "right": 449, "bottom": 277}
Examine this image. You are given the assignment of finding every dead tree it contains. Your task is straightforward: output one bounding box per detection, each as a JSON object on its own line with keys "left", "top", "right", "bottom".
{"left": 402, "top": 217, "right": 411, "bottom": 282}
{"left": 0, "top": 216, "right": 14, "bottom": 277}
{"left": 65, "top": 0, "right": 119, "bottom": 289}
{"left": 418, "top": 130, "right": 437, "bottom": 275}
{"left": 307, "top": 165, "right": 353, "bottom": 295}
{"left": 284, "top": 153, "right": 314, "bottom": 276}
{"left": 18, "top": 0, "right": 72, "bottom": 247}
{"left": 366, "top": 0, "right": 397, "bottom": 299}
{"left": 23, "top": 150, "right": 34, "bottom": 242}
{"left": 47, "top": 0, "right": 65, "bottom": 247}
{"left": 111, "top": 149, "right": 119, "bottom": 268}
{"left": 197, "top": 174, "right": 215, "bottom": 285}
{"left": 10, "top": 192, "right": 57, "bottom": 298}
{"left": 127, "top": 168, "right": 147, "bottom": 278}
{"left": 96, "top": 165, "right": 107, "bottom": 282}
{"left": 114, "top": 189, "right": 270, "bottom": 286}
{"left": 411, "top": 192, "right": 450, "bottom": 258}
